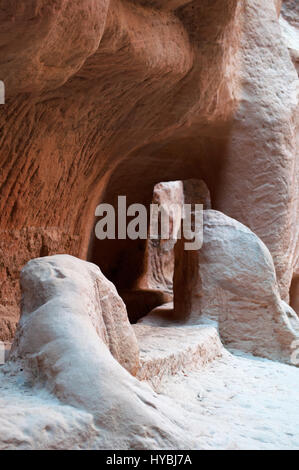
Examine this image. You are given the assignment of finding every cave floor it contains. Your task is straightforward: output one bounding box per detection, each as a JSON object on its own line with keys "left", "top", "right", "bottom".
{"left": 1, "top": 329, "right": 299, "bottom": 449}
{"left": 157, "top": 349, "right": 299, "bottom": 450}
{"left": 134, "top": 324, "right": 223, "bottom": 386}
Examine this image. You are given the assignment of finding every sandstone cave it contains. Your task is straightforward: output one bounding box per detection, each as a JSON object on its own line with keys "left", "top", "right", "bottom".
{"left": 0, "top": 0, "right": 299, "bottom": 451}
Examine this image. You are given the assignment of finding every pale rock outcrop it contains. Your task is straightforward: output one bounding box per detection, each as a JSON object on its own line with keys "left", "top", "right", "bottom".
{"left": 134, "top": 323, "right": 223, "bottom": 389}
{"left": 0, "top": 228, "right": 80, "bottom": 342}
{"left": 14, "top": 255, "right": 140, "bottom": 375}
{"left": 1, "top": 0, "right": 299, "bottom": 337}
{"left": 280, "top": 0, "right": 299, "bottom": 313}
{"left": 125, "top": 179, "right": 210, "bottom": 322}
{"left": 1, "top": 255, "right": 196, "bottom": 450}
{"left": 173, "top": 210, "right": 299, "bottom": 364}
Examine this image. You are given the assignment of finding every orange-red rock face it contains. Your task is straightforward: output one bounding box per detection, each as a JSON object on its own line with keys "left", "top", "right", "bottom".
{"left": 0, "top": 0, "right": 298, "bottom": 339}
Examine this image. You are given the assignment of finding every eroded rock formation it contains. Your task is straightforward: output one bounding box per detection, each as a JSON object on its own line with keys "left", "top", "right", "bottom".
{"left": 173, "top": 179, "right": 211, "bottom": 320}
{"left": 0, "top": 0, "right": 299, "bottom": 451}
{"left": 118, "top": 180, "right": 184, "bottom": 322}
{"left": 138, "top": 180, "right": 184, "bottom": 293}
{"left": 173, "top": 210, "right": 299, "bottom": 364}
{"left": 0, "top": 255, "right": 196, "bottom": 449}
{"left": 15, "top": 255, "right": 140, "bottom": 375}
{"left": 0, "top": 0, "right": 298, "bottom": 339}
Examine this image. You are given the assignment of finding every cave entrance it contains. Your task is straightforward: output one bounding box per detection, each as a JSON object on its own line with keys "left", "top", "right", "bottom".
{"left": 88, "top": 178, "right": 211, "bottom": 324}
{"left": 290, "top": 274, "right": 299, "bottom": 317}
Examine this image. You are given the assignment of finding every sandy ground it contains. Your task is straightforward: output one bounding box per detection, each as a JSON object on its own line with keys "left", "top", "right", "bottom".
{"left": 158, "top": 350, "right": 299, "bottom": 450}
{"left": 1, "top": 342, "right": 299, "bottom": 449}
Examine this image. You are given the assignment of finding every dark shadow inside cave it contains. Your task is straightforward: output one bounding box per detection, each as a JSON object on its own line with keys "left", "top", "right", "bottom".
{"left": 290, "top": 275, "right": 299, "bottom": 317}
{"left": 88, "top": 180, "right": 182, "bottom": 323}
{"left": 88, "top": 175, "right": 212, "bottom": 324}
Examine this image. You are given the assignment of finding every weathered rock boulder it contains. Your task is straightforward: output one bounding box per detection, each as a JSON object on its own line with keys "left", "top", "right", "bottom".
{"left": 13, "top": 254, "right": 140, "bottom": 375}
{"left": 1, "top": 0, "right": 298, "bottom": 338}
{"left": 123, "top": 179, "right": 210, "bottom": 322}
{"left": 173, "top": 210, "right": 299, "bottom": 364}
{"left": 0, "top": 228, "right": 80, "bottom": 342}
{"left": 1, "top": 255, "right": 196, "bottom": 450}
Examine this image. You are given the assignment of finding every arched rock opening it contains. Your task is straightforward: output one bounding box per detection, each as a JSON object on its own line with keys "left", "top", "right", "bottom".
{"left": 0, "top": 0, "right": 298, "bottom": 347}
{"left": 88, "top": 175, "right": 212, "bottom": 323}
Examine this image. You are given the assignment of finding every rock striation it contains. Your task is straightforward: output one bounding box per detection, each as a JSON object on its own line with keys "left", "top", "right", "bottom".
{"left": 0, "top": 0, "right": 298, "bottom": 337}
{"left": 0, "top": 0, "right": 299, "bottom": 451}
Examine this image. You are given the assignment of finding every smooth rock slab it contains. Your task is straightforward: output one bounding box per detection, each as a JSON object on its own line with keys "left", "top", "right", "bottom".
{"left": 135, "top": 324, "right": 223, "bottom": 388}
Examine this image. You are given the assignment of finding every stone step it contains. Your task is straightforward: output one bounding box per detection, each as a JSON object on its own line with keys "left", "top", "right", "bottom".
{"left": 2, "top": 327, "right": 223, "bottom": 388}
{"left": 134, "top": 324, "right": 224, "bottom": 388}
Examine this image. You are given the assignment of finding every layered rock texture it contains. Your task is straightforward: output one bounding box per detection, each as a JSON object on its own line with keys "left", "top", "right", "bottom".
{"left": 0, "top": 0, "right": 299, "bottom": 451}
{"left": 138, "top": 180, "right": 184, "bottom": 294}
{"left": 0, "top": 0, "right": 298, "bottom": 338}
{"left": 16, "top": 255, "right": 140, "bottom": 375}
{"left": 0, "top": 251, "right": 297, "bottom": 449}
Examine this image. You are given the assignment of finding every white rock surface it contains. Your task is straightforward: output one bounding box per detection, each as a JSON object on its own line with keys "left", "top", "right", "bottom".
{"left": 134, "top": 323, "right": 223, "bottom": 389}
{"left": 173, "top": 210, "right": 299, "bottom": 364}
{"left": 199, "top": 211, "right": 299, "bottom": 363}
{"left": 16, "top": 254, "right": 140, "bottom": 375}
{"left": 1, "top": 255, "right": 197, "bottom": 450}
{"left": 1, "top": 253, "right": 298, "bottom": 450}
{"left": 215, "top": 0, "right": 299, "bottom": 301}
{"left": 159, "top": 349, "right": 299, "bottom": 450}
